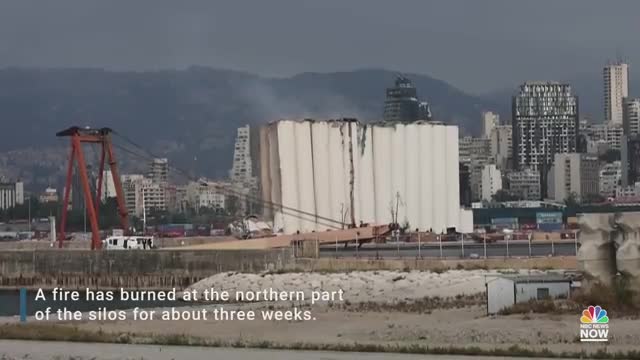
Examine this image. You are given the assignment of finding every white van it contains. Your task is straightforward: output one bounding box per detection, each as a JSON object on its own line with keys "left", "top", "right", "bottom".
{"left": 102, "top": 236, "right": 155, "bottom": 250}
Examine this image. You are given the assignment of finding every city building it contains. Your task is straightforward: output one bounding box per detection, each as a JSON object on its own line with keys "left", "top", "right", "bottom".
{"left": 229, "top": 125, "right": 260, "bottom": 215}
{"left": 604, "top": 123, "right": 624, "bottom": 150}
{"left": 482, "top": 111, "right": 500, "bottom": 138}
{"left": 165, "top": 184, "right": 188, "bottom": 213}
{"left": 185, "top": 180, "right": 228, "bottom": 212}
{"left": 121, "top": 174, "right": 144, "bottom": 216}
{"left": 259, "top": 119, "right": 471, "bottom": 234}
{"left": 548, "top": 153, "right": 600, "bottom": 202}
{"left": 604, "top": 61, "right": 629, "bottom": 125}
{"left": 469, "top": 161, "right": 486, "bottom": 202}
{"left": 383, "top": 76, "right": 431, "bottom": 123}
{"left": 599, "top": 161, "right": 622, "bottom": 198}
{"left": 148, "top": 158, "right": 168, "bottom": 184}
{"left": 38, "top": 187, "right": 59, "bottom": 204}
{"left": 513, "top": 82, "right": 579, "bottom": 174}
{"left": 623, "top": 97, "right": 640, "bottom": 136}
{"left": 616, "top": 182, "right": 640, "bottom": 199}
{"left": 459, "top": 136, "right": 491, "bottom": 164}
{"left": 506, "top": 168, "right": 541, "bottom": 201}
{"left": 459, "top": 163, "right": 471, "bottom": 207}
{"left": 96, "top": 170, "right": 116, "bottom": 202}
{"left": 135, "top": 178, "right": 167, "bottom": 216}
{"left": 230, "top": 125, "right": 253, "bottom": 182}
{"left": 198, "top": 188, "right": 226, "bottom": 210}
{"left": 585, "top": 122, "right": 624, "bottom": 150}
{"left": 0, "top": 180, "right": 24, "bottom": 210}
{"left": 481, "top": 164, "right": 502, "bottom": 201}
{"left": 490, "top": 125, "right": 512, "bottom": 170}
{"left": 419, "top": 101, "right": 432, "bottom": 121}
{"left": 459, "top": 136, "right": 492, "bottom": 201}
{"left": 621, "top": 135, "right": 640, "bottom": 187}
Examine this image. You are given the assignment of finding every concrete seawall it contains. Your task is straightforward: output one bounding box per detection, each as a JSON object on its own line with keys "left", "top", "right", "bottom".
{"left": 0, "top": 249, "right": 292, "bottom": 290}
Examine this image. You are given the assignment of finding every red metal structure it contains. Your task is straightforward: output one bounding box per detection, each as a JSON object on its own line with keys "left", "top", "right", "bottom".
{"left": 57, "top": 127, "right": 129, "bottom": 249}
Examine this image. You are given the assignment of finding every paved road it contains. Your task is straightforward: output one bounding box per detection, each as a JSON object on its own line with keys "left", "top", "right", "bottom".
{"left": 0, "top": 340, "right": 567, "bottom": 360}
{"left": 320, "top": 240, "right": 579, "bottom": 258}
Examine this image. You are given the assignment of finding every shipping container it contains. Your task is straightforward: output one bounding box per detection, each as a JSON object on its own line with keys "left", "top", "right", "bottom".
{"left": 538, "top": 223, "right": 563, "bottom": 232}
{"left": 491, "top": 217, "right": 519, "bottom": 230}
{"left": 536, "top": 212, "right": 563, "bottom": 230}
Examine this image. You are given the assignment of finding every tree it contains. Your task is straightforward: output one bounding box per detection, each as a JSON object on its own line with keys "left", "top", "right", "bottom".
{"left": 492, "top": 189, "right": 522, "bottom": 202}
{"left": 599, "top": 149, "right": 621, "bottom": 163}
{"left": 564, "top": 192, "right": 579, "bottom": 208}
{"left": 582, "top": 193, "right": 606, "bottom": 205}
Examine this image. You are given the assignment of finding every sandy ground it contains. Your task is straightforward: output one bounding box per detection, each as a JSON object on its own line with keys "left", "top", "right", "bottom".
{"left": 69, "top": 305, "right": 640, "bottom": 354}
{"left": 2, "top": 270, "right": 638, "bottom": 356}
{"left": 187, "top": 269, "right": 546, "bottom": 303}
{"left": 0, "top": 340, "right": 562, "bottom": 360}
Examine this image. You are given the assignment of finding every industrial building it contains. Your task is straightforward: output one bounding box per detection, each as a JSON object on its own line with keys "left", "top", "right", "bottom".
{"left": 486, "top": 274, "right": 572, "bottom": 315}
{"left": 259, "top": 119, "right": 471, "bottom": 234}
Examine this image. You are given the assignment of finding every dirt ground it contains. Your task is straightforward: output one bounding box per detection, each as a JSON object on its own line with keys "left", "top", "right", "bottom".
{"left": 69, "top": 304, "right": 640, "bottom": 355}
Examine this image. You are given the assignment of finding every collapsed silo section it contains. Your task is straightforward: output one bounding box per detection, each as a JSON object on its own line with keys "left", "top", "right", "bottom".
{"left": 577, "top": 213, "right": 617, "bottom": 286}
{"left": 613, "top": 212, "right": 640, "bottom": 291}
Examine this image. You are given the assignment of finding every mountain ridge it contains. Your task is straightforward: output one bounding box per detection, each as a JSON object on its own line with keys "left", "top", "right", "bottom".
{"left": 0, "top": 67, "right": 506, "bottom": 189}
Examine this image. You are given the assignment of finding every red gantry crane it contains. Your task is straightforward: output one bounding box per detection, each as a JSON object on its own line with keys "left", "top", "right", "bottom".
{"left": 57, "top": 127, "right": 129, "bottom": 249}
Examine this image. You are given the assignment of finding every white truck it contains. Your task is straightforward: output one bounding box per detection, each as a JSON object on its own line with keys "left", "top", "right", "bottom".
{"left": 102, "top": 236, "right": 155, "bottom": 250}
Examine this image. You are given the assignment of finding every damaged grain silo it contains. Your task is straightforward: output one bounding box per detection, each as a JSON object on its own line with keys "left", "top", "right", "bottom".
{"left": 258, "top": 118, "right": 473, "bottom": 235}
{"left": 577, "top": 213, "right": 617, "bottom": 286}
{"left": 613, "top": 213, "right": 640, "bottom": 289}
{"left": 578, "top": 212, "right": 640, "bottom": 290}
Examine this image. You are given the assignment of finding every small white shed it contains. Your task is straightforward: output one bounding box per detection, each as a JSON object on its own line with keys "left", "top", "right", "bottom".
{"left": 485, "top": 274, "right": 571, "bottom": 315}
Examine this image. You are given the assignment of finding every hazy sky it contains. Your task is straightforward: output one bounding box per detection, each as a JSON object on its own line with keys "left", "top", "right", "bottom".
{"left": 1, "top": 0, "right": 639, "bottom": 94}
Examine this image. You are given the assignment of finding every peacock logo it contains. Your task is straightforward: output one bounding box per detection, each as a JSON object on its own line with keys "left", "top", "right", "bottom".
{"left": 581, "top": 305, "right": 609, "bottom": 324}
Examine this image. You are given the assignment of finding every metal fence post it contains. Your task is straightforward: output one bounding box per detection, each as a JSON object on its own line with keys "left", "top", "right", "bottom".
{"left": 506, "top": 234, "right": 510, "bottom": 258}
{"left": 483, "top": 232, "right": 487, "bottom": 259}
{"left": 439, "top": 235, "right": 443, "bottom": 258}
{"left": 418, "top": 232, "right": 421, "bottom": 259}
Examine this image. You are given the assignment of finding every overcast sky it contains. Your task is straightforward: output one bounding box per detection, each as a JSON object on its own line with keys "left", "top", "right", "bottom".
{"left": 0, "top": 0, "right": 639, "bottom": 94}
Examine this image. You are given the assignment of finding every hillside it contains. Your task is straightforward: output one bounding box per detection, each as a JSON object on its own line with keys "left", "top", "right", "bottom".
{"left": 0, "top": 67, "right": 505, "bottom": 189}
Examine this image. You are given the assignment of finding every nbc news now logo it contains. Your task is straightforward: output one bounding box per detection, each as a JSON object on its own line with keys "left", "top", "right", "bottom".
{"left": 580, "top": 305, "right": 609, "bottom": 342}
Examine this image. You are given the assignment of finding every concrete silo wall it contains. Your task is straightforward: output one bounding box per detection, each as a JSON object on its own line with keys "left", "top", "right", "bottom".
{"left": 261, "top": 119, "right": 463, "bottom": 234}
{"left": 578, "top": 212, "right": 640, "bottom": 289}
{"left": 614, "top": 213, "right": 640, "bottom": 289}
{"left": 577, "top": 213, "right": 617, "bottom": 285}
